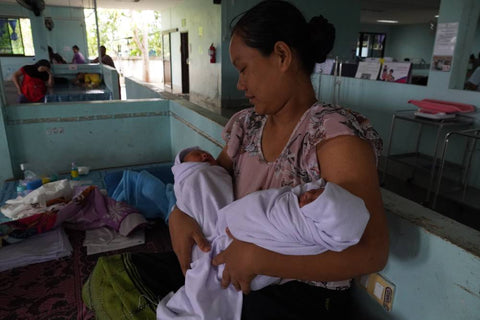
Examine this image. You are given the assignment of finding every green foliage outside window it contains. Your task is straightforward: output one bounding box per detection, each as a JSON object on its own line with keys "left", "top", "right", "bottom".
{"left": 0, "top": 17, "right": 34, "bottom": 56}
{"left": 85, "top": 8, "right": 162, "bottom": 59}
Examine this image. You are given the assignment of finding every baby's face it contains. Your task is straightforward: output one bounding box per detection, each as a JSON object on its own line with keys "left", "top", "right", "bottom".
{"left": 298, "top": 188, "right": 324, "bottom": 208}
{"left": 183, "top": 150, "right": 217, "bottom": 165}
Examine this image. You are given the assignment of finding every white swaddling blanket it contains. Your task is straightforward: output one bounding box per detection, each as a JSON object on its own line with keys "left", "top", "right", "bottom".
{"left": 158, "top": 161, "right": 370, "bottom": 320}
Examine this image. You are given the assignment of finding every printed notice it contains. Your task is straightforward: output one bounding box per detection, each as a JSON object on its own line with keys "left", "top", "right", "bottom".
{"left": 355, "top": 61, "right": 381, "bottom": 80}
{"left": 432, "top": 22, "right": 459, "bottom": 72}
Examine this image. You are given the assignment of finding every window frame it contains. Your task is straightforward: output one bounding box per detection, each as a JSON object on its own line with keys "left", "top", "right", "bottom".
{"left": 0, "top": 15, "right": 35, "bottom": 57}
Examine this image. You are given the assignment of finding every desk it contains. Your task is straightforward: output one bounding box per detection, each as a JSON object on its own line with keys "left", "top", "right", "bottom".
{"left": 382, "top": 110, "right": 474, "bottom": 205}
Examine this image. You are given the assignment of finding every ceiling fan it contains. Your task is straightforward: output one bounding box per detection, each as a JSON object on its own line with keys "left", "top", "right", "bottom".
{"left": 16, "top": 0, "right": 45, "bottom": 16}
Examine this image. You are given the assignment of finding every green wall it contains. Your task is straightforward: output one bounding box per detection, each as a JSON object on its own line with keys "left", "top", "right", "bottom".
{"left": 4, "top": 99, "right": 171, "bottom": 180}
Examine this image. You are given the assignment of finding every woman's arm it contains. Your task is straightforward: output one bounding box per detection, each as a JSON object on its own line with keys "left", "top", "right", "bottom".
{"left": 38, "top": 66, "right": 54, "bottom": 88}
{"left": 47, "top": 70, "right": 54, "bottom": 88}
{"left": 169, "top": 207, "right": 211, "bottom": 275}
{"left": 12, "top": 69, "right": 23, "bottom": 95}
{"left": 213, "top": 135, "right": 389, "bottom": 293}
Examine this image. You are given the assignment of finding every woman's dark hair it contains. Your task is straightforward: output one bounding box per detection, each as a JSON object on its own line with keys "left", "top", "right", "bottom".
{"left": 230, "top": 0, "right": 335, "bottom": 75}
{"left": 23, "top": 59, "right": 51, "bottom": 80}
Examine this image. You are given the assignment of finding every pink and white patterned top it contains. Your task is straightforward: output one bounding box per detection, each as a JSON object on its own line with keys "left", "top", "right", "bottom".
{"left": 222, "top": 102, "right": 383, "bottom": 290}
{"left": 222, "top": 103, "right": 383, "bottom": 200}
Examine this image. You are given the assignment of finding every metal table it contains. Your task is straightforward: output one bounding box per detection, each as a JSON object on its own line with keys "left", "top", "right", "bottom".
{"left": 382, "top": 110, "right": 474, "bottom": 205}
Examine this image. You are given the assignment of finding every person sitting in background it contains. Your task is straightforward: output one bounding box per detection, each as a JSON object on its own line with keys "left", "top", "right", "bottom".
{"left": 48, "top": 46, "right": 67, "bottom": 64}
{"left": 12, "top": 59, "right": 54, "bottom": 103}
{"left": 71, "top": 45, "right": 86, "bottom": 64}
{"left": 91, "top": 45, "right": 115, "bottom": 68}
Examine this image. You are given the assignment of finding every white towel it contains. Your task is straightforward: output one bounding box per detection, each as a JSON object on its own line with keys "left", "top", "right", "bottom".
{"left": 157, "top": 174, "right": 370, "bottom": 320}
{"left": 222, "top": 180, "right": 370, "bottom": 256}
{"left": 171, "top": 161, "right": 233, "bottom": 250}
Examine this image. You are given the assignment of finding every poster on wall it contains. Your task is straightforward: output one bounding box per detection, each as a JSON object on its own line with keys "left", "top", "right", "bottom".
{"left": 379, "top": 62, "right": 412, "bottom": 83}
{"left": 432, "top": 22, "right": 459, "bottom": 72}
{"left": 355, "top": 61, "right": 382, "bottom": 80}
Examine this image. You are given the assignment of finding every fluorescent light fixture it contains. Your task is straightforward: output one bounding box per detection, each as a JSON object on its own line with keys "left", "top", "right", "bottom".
{"left": 377, "top": 19, "right": 399, "bottom": 24}
{"left": 435, "top": 15, "right": 439, "bottom": 18}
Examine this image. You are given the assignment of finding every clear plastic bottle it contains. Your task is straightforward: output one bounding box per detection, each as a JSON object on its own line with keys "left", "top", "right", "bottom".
{"left": 71, "top": 162, "right": 79, "bottom": 180}
{"left": 18, "top": 163, "right": 39, "bottom": 196}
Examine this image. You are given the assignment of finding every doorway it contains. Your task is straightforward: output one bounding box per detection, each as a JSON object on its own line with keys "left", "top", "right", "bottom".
{"left": 180, "top": 32, "right": 190, "bottom": 94}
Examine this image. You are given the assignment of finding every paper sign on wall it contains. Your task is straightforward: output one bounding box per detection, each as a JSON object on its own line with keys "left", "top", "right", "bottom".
{"left": 432, "top": 22, "right": 459, "bottom": 72}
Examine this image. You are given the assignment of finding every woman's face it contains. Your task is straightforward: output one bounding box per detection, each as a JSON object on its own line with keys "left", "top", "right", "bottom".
{"left": 229, "top": 33, "right": 287, "bottom": 115}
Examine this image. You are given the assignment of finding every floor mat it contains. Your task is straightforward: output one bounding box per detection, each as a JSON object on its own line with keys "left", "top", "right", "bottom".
{"left": 0, "top": 220, "right": 172, "bottom": 320}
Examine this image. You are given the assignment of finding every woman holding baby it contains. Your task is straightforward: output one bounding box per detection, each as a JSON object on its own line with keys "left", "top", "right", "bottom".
{"left": 168, "top": 1, "right": 388, "bottom": 319}
{"left": 84, "top": 1, "right": 388, "bottom": 319}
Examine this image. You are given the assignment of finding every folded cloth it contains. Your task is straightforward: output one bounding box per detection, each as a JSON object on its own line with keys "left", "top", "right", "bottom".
{"left": 83, "top": 227, "right": 145, "bottom": 255}
{"left": 0, "top": 226, "right": 72, "bottom": 272}
{"left": 111, "top": 170, "right": 176, "bottom": 221}
{"left": 60, "top": 185, "right": 145, "bottom": 236}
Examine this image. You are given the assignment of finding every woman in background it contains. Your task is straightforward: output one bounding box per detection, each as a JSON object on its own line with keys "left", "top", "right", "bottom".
{"left": 12, "top": 59, "right": 54, "bottom": 103}
{"left": 48, "top": 46, "right": 67, "bottom": 64}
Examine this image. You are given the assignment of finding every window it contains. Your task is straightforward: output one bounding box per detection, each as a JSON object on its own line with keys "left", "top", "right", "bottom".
{"left": 356, "top": 32, "right": 386, "bottom": 58}
{"left": 0, "top": 17, "right": 35, "bottom": 56}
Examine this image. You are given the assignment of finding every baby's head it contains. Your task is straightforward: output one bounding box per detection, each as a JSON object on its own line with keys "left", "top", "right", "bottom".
{"left": 298, "top": 188, "right": 324, "bottom": 208}
{"left": 183, "top": 149, "right": 217, "bottom": 166}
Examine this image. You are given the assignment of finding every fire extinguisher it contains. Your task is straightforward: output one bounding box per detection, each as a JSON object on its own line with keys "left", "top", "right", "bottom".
{"left": 208, "top": 43, "right": 216, "bottom": 63}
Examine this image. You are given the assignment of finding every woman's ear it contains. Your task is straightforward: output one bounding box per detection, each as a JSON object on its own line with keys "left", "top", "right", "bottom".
{"left": 273, "top": 41, "right": 292, "bottom": 71}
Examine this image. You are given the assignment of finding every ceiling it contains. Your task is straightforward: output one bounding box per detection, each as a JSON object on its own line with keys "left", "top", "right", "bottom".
{"left": 3, "top": 0, "right": 441, "bottom": 24}
{"left": 361, "top": 0, "right": 441, "bottom": 25}
{"left": 1, "top": 0, "right": 183, "bottom": 11}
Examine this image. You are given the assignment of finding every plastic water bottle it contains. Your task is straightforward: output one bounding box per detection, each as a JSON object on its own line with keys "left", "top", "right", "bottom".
{"left": 71, "top": 162, "right": 79, "bottom": 180}
{"left": 16, "top": 183, "right": 26, "bottom": 197}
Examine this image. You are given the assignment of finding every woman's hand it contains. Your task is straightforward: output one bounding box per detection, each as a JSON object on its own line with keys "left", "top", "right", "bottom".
{"left": 168, "top": 207, "right": 211, "bottom": 275}
{"left": 212, "top": 228, "right": 259, "bottom": 294}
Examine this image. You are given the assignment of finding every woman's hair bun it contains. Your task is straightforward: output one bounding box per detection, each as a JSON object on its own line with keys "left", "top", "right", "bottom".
{"left": 308, "top": 15, "right": 336, "bottom": 63}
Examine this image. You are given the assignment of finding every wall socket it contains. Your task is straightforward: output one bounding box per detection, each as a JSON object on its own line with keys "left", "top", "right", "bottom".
{"left": 357, "top": 273, "right": 395, "bottom": 312}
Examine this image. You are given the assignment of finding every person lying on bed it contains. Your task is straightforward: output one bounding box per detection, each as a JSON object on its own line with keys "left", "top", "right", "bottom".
{"left": 156, "top": 146, "right": 370, "bottom": 319}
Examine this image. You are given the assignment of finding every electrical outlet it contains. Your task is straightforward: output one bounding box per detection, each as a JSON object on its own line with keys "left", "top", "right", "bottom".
{"left": 357, "top": 273, "right": 395, "bottom": 311}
